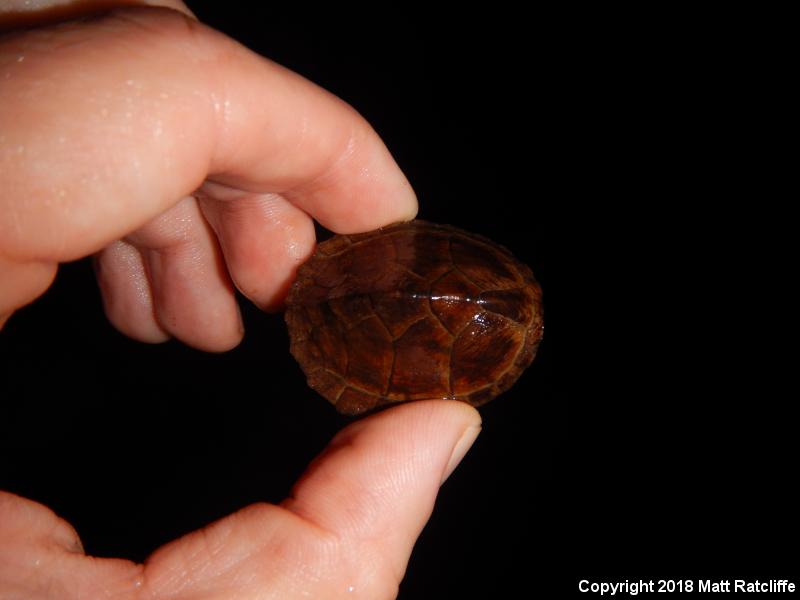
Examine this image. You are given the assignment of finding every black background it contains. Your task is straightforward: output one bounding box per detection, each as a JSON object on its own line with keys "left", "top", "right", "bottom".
{"left": 1, "top": 4, "right": 795, "bottom": 598}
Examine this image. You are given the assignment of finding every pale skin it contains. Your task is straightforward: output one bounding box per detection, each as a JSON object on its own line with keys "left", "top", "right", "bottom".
{"left": 0, "top": 2, "right": 482, "bottom": 598}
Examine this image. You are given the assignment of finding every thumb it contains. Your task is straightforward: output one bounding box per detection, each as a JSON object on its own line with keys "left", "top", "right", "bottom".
{"left": 0, "top": 401, "right": 481, "bottom": 599}
{"left": 144, "top": 400, "right": 481, "bottom": 600}
{"left": 284, "top": 400, "right": 482, "bottom": 588}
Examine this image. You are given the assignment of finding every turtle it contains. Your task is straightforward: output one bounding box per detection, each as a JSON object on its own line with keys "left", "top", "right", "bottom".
{"left": 284, "top": 220, "right": 544, "bottom": 415}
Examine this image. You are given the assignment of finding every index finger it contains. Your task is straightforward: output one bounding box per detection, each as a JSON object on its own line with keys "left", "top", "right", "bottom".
{"left": 0, "top": 6, "right": 417, "bottom": 265}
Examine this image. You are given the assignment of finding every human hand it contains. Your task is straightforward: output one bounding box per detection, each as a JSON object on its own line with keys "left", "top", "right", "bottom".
{"left": 0, "top": 400, "right": 482, "bottom": 599}
{"left": 0, "top": 1, "right": 417, "bottom": 350}
{"left": 0, "top": 3, "right": 482, "bottom": 599}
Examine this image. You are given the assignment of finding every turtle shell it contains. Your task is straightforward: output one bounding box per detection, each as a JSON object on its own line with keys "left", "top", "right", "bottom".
{"left": 285, "top": 220, "right": 543, "bottom": 415}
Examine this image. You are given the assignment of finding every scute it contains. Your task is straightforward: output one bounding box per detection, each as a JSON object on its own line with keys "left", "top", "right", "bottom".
{"left": 285, "top": 220, "right": 543, "bottom": 415}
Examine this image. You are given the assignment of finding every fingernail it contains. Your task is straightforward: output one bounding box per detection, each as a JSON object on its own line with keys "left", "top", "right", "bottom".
{"left": 441, "top": 424, "right": 481, "bottom": 484}
{"left": 71, "top": 536, "right": 85, "bottom": 555}
{"left": 236, "top": 303, "right": 245, "bottom": 335}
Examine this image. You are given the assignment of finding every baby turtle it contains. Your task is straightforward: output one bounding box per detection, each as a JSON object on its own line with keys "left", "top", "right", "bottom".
{"left": 285, "top": 220, "right": 543, "bottom": 415}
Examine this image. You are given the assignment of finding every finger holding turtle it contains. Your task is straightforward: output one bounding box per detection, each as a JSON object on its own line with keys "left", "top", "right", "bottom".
{"left": 0, "top": 5, "right": 417, "bottom": 345}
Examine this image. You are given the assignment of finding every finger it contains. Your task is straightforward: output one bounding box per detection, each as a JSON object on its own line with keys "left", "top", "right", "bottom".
{"left": 0, "top": 491, "right": 143, "bottom": 597}
{"left": 198, "top": 187, "right": 316, "bottom": 311}
{"left": 0, "top": 6, "right": 417, "bottom": 317}
{"left": 0, "top": 0, "right": 194, "bottom": 30}
{"left": 0, "top": 256, "right": 57, "bottom": 325}
{"left": 94, "top": 240, "right": 169, "bottom": 344}
{"left": 120, "top": 195, "right": 243, "bottom": 351}
{"left": 283, "top": 401, "right": 482, "bottom": 585}
{"left": 0, "top": 491, "right": 84, "bottom": 556}
{"left": 143, "top": 401, "right": 481, "bottom": 599}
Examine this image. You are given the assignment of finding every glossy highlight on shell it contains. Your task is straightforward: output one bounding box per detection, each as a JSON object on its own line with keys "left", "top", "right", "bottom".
{"left": 285, "top": 220, "right": 543, "bottom": 415}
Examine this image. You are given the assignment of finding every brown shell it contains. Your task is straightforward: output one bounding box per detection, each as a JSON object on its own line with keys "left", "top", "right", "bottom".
{"left": 285, "top": 220, "right": 543, "bottom": 415}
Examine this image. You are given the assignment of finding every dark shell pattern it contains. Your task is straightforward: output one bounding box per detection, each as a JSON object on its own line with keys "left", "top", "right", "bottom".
{"left": 285, "top": 220, "right": 543, "bottom": 415}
